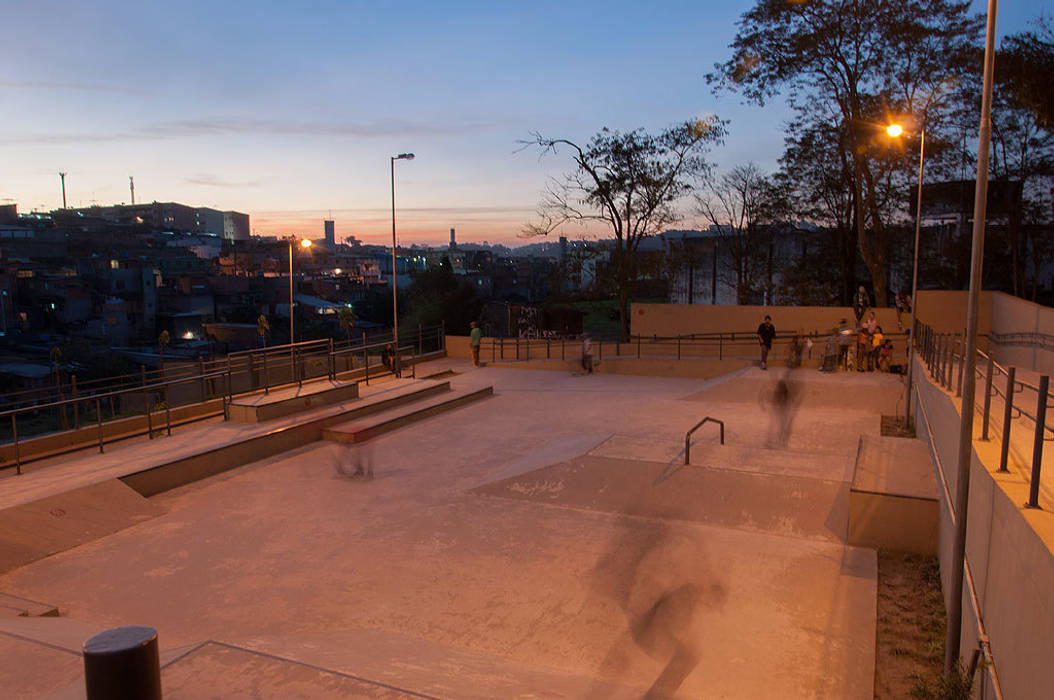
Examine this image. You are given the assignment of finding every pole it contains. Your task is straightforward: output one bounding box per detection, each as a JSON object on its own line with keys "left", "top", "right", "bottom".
{"left": 391, "top": 157, "right": 400, "bottom": 357}
{"left": 1026, "top": 375, "right": 1048, "bottom": 509}
{"left": 947, "top": 0, "right": 998, "bottom": 676}
{"left": 905, "top": 130, "right": 925, "bottom": 430}
{"left": 288, "top": 240, "right": 295, "bottom": 348}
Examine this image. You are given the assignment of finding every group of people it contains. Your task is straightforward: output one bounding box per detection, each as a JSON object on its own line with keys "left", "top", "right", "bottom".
{"left": 757, "top": 286, "right": 910, "bottom": 373}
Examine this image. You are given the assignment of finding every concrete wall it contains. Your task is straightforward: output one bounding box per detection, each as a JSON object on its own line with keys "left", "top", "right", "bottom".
{"left": 630, "top": 302, "right": 902, "bottom": 338}
{"left": 914, "top": 290, "right": 993, "bottom": 342}
{"left": 912, "top": 361, "right": 1054, "bottom": 699}
{"left": 987, "top": 291, "right": 1054, "bottom": 374}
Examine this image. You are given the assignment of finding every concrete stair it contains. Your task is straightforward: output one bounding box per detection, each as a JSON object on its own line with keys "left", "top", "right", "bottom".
{"left": 324, "top": 386, "right": 493, "bottom": 444}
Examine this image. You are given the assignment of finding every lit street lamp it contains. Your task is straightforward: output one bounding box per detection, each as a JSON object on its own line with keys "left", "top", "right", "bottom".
{"left": 390, "top": 152, "right": 415, "bottom": 367}
{"left": 289, "top": 238, "right": 312, "bottom": 345}
{"left": 886, "top": 122, "right": 925, "bottom": 432}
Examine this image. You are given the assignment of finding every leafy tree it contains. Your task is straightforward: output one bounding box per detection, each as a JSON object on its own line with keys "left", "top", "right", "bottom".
{"left": 523, "top": 119, "right": 725, "bottom": 337}
{"left": 402, "top": 265, "right": 482, "bottom": 335}
{"left": 709, "top": 0, "right": 982, "bottom": 306}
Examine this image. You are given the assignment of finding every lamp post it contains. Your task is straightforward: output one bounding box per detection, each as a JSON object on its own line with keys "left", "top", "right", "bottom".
{"left": 289, "top": 238, "right": 312, "bottom": 345}
{"left": 886, "top": 123, "right": 925, "bottom": 432}
{"left": 390, "top": 152, "right": 415, "bottom": 360}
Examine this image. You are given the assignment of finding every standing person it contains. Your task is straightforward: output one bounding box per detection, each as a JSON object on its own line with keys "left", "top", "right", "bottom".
{"left": 756, "top": 315, "right": 776, "bottom": 370}
{"left": 853, "top": 286, "right": 870, "bottom": 326}
{"left": 469, "top": 321, "right": 482, "bottom": 367}
{"left": 837, "top": 318, "right": 852, "bottom": 371}
{"left": 857, "top": 327, "right": 871, "bottom": 372}
{"left": 865, "top": 311, "right": 878, "bottom": 335}
{"left": 581, "top": 334, "right": 594, "bottom": 374}
{"left": 871, "top": 325, "right": 884, "bottom": 372}
{"left": 895, "top": 292, "right": 911, "bottom": 330}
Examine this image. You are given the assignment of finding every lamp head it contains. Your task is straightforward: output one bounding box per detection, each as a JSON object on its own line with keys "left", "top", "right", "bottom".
{"left": 886, "top": 124, "right": 904, "bottom": 138}
{"left": 394, "top": 153, "right": 415, "bottom": 161}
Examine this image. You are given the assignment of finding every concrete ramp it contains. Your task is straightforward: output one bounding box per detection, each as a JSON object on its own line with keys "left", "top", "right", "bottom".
{"left": 0, "top": 479, "right": 163, "bottom": 573}
{"left": 473, "top": 455, "right": 849, "bottom": 542}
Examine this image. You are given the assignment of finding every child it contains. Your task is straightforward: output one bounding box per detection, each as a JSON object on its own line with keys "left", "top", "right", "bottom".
{"left": 879, "top": 339, "right": 893, "bottom": 372}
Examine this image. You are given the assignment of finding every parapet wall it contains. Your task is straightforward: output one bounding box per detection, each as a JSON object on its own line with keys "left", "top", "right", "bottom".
{"left": 630, "top": 302, "right": 901, "bottom": 338}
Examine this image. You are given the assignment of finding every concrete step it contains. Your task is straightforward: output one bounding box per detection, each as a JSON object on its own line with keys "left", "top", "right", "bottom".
{"left": 0, "top": 592, "right": 59, "bottom": 618}
{"left": 229, "top": 379, "right": 360, "bottom": 422}
{"left": 323, "top": 386, "right": 494, "bottom": 444}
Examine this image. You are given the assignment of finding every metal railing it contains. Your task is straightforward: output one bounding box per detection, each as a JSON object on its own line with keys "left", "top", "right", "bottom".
{"left": 0, "top": 324, "right": 445, "bottom": 474}
{"left": 915, "top": 319, "right": 1051, "bottom": 510}
{"left": 684, "top": 416, "right": 724, "bottom": 465}
{"left": 482, "top": 328, "right": 910, "bottom": 365}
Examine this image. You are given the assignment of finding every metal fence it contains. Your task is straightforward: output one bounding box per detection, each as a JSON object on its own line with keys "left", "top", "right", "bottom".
{"left": 0, "top": 324, "right": 445, "bottom": 474}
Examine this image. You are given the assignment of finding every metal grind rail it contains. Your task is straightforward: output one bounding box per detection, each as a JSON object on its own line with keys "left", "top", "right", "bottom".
{"left": 684, "top": 416, "right": 724, "bottom": 465}
{"left": 915, "top": 320, "right": 1052, "bottom": 510}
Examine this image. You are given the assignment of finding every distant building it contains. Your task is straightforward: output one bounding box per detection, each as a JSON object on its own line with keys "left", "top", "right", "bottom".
{"left": 450, "top": 228, "right": 456, "bottom": 248}
{"left": 324, "top": 220, "right": 335, "bottom": 250}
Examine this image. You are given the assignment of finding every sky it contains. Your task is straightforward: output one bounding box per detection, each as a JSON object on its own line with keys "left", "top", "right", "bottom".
{"left": 1, "top": 1, "right": 1048, "bottom": 246}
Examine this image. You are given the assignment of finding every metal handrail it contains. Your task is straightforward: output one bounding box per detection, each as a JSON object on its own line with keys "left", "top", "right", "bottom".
{"left": 684, "top": 416, "right": 724, "bottom": 465}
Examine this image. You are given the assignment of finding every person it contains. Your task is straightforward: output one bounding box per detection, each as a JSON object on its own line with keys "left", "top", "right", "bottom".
{"left": 382, "top": 343, "right": 400, "bottom": 377}
{"left": 857, "top": 327, "right": 871, "bottom": 372}
{"left": 581, "top": 334, "right": 594, "bottom": 374}
{"left": 865, "top": 311, "right": 878, "bottom": 335}
{"left": 756, "top": 315, "right": 776, "bottom": 370}
{"left": 895, "top": 291, "right": 912, "bottom": 330}
{"left": 871, "top": 325, "right": 884, "bottom": 372}
{"left": 879, "top": 339, "right": 894, "bottom": 372}
{"left": 787, "top": 335, "right": 803, "bottom": 369}
{"left": 469, "top": 321, "right": 482, "bottom": 367}
{"left": 853, "top": 286, "right": 870, "bottom": 325}
{"left": 837, "top": 318, "right": 852, "bottom": 370}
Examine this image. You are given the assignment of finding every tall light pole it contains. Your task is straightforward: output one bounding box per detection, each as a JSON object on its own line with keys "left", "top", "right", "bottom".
{"left": 289, "top": 238, "right": 312, "bottom": 345}
{"left": 886, "top": 123, "right": 925, "bottom": 432}
{"left": 947, "top": 0, "right": 998, "bottom": 675}
{"left": 390, "top": 152, "right": 415, "bottom": 357}
{"left": 59, "top": 172, "right": 67, "bottom": 209}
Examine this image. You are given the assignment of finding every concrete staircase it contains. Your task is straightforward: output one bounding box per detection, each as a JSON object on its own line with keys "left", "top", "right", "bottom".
{"left": 323, "top": 385, "right": 493, "bottom": 444}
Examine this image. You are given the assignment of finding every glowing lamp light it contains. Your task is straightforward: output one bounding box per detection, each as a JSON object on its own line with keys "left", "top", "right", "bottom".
{"left": 300, "top": 239, "right": 313, "bottom": 249}
{"left": 886, "top": 124, "right": 904, "bottom": 138}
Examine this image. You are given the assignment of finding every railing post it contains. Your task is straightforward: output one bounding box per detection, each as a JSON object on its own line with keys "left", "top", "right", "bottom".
{"left": 11, "top": 414, "right": 20, "bottom": 475}
{"left": 198, "top": 358, "right": 206, "bottom": 402}
{"left": 263, "top": 353, "right": 270, "bottom": 395}
{"left": 677, "top": 336, "right": 681, "bottom": 360}
{"left": 598, "top": 341, "right": 603, "bottom": 363}
{"left": 441, "top": 320, "right": 446, "bottom": 351}
{"left": 547, "top": 339, "right": 551, "bottom": 360}
{"left": 362, "top": 332, "right": 368, "bottom": 384}
{"left": 224, "top": 370, "right": 232, "bottom": 421}
{"left": 500, "top": 336, "right": 504, "bottom": 361}
{"left": 1026, "top": 375, "right": 1048, "bottom": 509}
{"left": 418, "top": 323, "right": 422, "bottom": 359}
{"left": 96, "top": 397, "right": 104, "bottom": 454}
{"left": 981, "top": 353, "right": 994, "bottom": 440}
{"left": 516, "top": 336, "right": 520, "bottom": 360}
{"left": 71, "top": 375, "right": 81, "bottom": 430}
{"left": 164, "top": 384, "right": 172, "bottom": 437}
{"left": 956, "top": 335, "right": 964, "bottom": 397}
{"left": 561, "top": 338, "right": 565, "bottom": 361}
{"left": 526, "top": 338, "right": 530, "bottom": 361}
{"left": 329, "top": 338, "right": 335, "bottom": 380}
{"left": 637, "top": 334, "right": 641, "bottom": 359}
{"left": 999, "top": 366, "right": 1016, "bottom": 472}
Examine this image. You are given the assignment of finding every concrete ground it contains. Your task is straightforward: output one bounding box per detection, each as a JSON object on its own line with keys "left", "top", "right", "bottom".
{"left": 0, "top": 361, "right": 908, "bottom": 698}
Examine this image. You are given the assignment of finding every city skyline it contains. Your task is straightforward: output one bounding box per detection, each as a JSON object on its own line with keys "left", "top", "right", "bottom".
{"left": 2, "top": 1, "right": 1044, "bottom": 246}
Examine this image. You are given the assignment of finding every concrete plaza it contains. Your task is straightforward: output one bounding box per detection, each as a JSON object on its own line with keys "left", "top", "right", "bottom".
{"left": 0, "top": 361, "right": 908, "bottom": 698}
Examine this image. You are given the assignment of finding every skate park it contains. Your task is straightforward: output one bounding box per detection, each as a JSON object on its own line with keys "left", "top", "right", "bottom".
{"left": 0, "top": 290, "right": 1050, "bottom": 698}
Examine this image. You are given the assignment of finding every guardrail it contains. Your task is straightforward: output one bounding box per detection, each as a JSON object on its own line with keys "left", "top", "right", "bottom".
{"left": 0, "top": 324, "right": 445, "bottom": 473}
{"left": 915, "top": 320, "right": 1051, "bottom": 509}
{"left": 684, "top": 416, "right": 724, "bottom": 465}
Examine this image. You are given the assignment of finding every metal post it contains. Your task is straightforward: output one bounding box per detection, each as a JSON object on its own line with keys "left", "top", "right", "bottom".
{"left": 904, "top": 130, "right": 925, "bottom": 431}
{"left": 418, "top": 323, "right": 422, "bottom": 359}
{"left": 677, "top": 336, "right": 681, "bottom": 360}
{"left": 956, "top": 335, "right": 964, "bottom": 397}
{"left": 11, "top": 414, "right": 20, "bottom": 475}
{"left": 198, "top": 358, "right": 206, "bottom": 402}
{"left": 72, "top": 375, "right": 80, "bottom": 430}
{"left": 441, "top": 319, "right": 446, "bottom": 352}
{"left": 224, "top": 370, "right": 232, "bottom": 420}
{"left": 638, "top": 334, "right": 641, "bottom": 359}
{"left": 83, "top": 626, "right": 162, "bottom": 700}
{"left": 362, "top": 332, "right": 368, "bottom": 384}
{"left": 515, "top": 336, "right": 519, "bottom": 360}
{"left": 329, "top": 338, "right": 335, "bottom": 380}
{"left": 547, "top": 340, "right": 551, "bottom": 359}
{"left": 981, "top": 354, "right": 994, "bottom": 440}
{"left": 525, "top": 338, "right": 529, "bottom": 361}
{"left": 263, "top": 354, "right": 270, "bottom": 395}
{"left": 1026, "top": 375, "right": 1048, "bottom": 508}
{"left": 561, "top": 338, "right": 565, "bottom": 361}
{"left": 947, "top": 0, "right": 999, "bottom": 675}
{"left": 999, "top": 367, "right": 1015, "bottom": 472}
{"left": 96, "top": 397, "right": 104, "bottom": 454}
{"left": 164, "top": 384, "right": 171, "bottom": 437}
{"left": 500, "top": 336, "right": 504, "bottom": 361}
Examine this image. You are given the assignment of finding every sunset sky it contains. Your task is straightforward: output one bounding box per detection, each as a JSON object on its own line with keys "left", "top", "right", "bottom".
{"left": 1, "top": 1, "right": 1044, "bottom": 246}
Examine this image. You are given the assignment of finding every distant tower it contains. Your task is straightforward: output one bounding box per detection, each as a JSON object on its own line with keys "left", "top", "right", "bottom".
{"left": 324, "top": 219, "right": 335, "bottom": 250}
{"left": 450, "top": 227, "right": 456, "bottom": 248}
{"left": 559, "top": 236, "right": 568, "bottom": 263}
{"left": 129, "top": 176, "right": 135, "bottom": 205}
{"left": 59, "top": 172, "right": 67, "bottom": 209}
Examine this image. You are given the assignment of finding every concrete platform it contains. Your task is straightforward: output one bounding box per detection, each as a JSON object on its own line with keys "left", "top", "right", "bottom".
{"left": 323, "top": 386, "right": 494, "bottom": 444}
{"left": 229, "top": 379, "right": 360, "bottom": 422}
{"left": 0, "top": 362, "right": 884, "bottom": 698}
{"left": 848, "top": 435, "right": 939, "bottom": 554}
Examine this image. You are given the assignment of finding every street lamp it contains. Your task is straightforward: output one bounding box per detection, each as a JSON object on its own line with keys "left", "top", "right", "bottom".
{"left": 887, "top": 122, "right": 925, "bottom": 432}
{"left": 390, "top": 152, "right": 415, "bottom": 366}
{"left": 289, "top": 238, "right": 312, "bottom": 345}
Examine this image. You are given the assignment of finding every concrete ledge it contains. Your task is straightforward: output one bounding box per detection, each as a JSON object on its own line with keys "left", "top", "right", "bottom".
{"left": 323, "top": 386, "right": 493, "bottom": 444}
{"left": 0, "top": 593, "right": 59, "bottom": 618}
{"left": 485, "top": 357, "right": 752, "bottom": 379}
{"left": 229, "top": 381, "right": 359, "bottom": 423}
{"left": 848, "top": 435, "right": 938, "bottom": 554}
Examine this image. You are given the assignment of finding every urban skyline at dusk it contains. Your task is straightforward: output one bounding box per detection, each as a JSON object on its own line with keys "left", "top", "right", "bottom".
{"left": 2, "top": 1, "right": 1044, "bottom": 246}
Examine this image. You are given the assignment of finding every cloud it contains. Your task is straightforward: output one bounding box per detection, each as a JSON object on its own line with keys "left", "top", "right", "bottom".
{"left": 184, "top": 174, "right": 265, "bottom": 188}
{"left": 0, "top": 117, "right": 495, "bottom": 145}
{"left": 0, "top": 80, "right": 149, "bottom": 95}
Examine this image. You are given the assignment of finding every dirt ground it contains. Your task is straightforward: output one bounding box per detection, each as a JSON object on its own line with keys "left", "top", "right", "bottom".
{"left": 881, "top": 414, "right": 916, "bottom": 438}
{"left": 874, "top": 551, "right": 946, "bottom": 698}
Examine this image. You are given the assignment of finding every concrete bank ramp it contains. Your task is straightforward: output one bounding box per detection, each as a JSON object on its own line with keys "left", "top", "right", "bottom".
{"left": 473, "top": 454, "right": 849, "bottom": 542}
{"left": 0, "top": 479, "right": 163, "bottom": 573}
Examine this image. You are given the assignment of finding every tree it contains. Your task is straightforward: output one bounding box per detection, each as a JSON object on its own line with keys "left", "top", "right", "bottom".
{"left": 695, "top": 164, "right": 777, "bottom": 303}
{"left": 256, "top": 315, "right": 270, "bottom": 347}
{"left": 709, "top": 0, "right": 981, "bottom": 306}
{"left": 523, "top": 119, "right": 725, "bottom": 337}
{"left": 337, "top": 307, "right": 357, "bottom": 344}
{"left": 157, "top": 330, "right": 170, "bottom": 376}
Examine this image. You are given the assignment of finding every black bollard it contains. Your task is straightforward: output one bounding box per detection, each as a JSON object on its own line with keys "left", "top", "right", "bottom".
{"left": 83, "top": 625, "right": 162, "bottom": 700}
